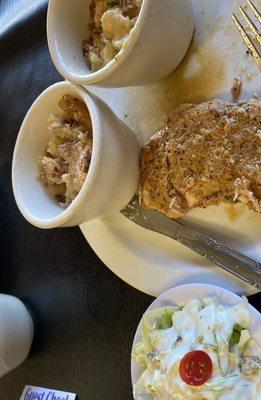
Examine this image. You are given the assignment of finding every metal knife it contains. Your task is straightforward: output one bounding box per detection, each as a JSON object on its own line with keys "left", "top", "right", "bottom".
{"left": 120, "top": 196, "right": 261, "bottom": 291}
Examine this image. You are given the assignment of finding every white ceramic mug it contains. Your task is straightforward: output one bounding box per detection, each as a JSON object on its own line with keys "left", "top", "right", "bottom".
{"left": 0, "top": 294, "right": 34, "bottom": 377}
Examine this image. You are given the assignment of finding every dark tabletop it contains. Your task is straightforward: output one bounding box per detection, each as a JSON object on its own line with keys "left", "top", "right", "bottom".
{"left": 0, "top": 1, "right": 260, "bottom": 399}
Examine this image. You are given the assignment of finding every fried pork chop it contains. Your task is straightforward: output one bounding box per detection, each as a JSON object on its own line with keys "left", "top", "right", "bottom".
{"left": 140, "top": 100, "right": 261, "bottom": 219}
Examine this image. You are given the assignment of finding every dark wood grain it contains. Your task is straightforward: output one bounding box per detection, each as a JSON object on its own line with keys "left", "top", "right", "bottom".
{"left": 0, "top": 2, "right": 260, "bottom": 400}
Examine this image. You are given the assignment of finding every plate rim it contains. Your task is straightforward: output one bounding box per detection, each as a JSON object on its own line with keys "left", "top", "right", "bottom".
{"left": 80, "top": 215, "right": 259, "bottom": 297}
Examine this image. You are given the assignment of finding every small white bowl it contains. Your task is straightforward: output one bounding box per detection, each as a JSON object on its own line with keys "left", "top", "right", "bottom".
{"left": 12, "top": 82, "right": 140, "bottom": 229}
{"left": 131, "top": 284, "right": 261, "bottom": 395}
{"left": 0, "top": 294, "right": 33, "bottom": 377}
{"left": 47, "top": 0, "right": 194, "bottom": 87}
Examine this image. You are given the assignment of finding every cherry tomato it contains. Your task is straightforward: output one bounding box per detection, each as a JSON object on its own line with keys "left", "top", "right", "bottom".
{"left": 179, "top": 350, "right": 213, "bottom": 386}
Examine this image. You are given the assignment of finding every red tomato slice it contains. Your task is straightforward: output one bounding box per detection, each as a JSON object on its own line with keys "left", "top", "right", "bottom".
{"left": 179, "top": 350, "right": 213, "bottom": 386}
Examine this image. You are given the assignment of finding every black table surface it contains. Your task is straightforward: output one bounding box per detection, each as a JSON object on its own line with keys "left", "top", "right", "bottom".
{"left": 0, "top": 1, "right": 260, "bottom": 399}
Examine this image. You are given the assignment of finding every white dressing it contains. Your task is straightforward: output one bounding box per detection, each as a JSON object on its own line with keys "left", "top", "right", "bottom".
{"left": 133, "top": 298, "right": 261, "bottom": 400}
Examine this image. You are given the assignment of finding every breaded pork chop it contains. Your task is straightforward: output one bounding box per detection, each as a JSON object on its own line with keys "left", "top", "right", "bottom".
{"left": 140, "top": 100, "right": 261, "bottom": 219}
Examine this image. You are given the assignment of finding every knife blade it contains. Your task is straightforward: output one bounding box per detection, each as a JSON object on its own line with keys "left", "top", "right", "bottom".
{"left": 120, "top": 196, "right": 261, "bottom": 291}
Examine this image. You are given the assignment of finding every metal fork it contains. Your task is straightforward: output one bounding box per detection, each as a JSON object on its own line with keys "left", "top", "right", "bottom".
{"left": 232, "top": 0, "right": 261, "bottom": 71}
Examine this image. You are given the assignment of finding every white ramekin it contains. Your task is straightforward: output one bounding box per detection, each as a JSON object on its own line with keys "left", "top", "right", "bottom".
{"left": 0, "top": 294, "right": 33, "bottom": 377}
{"left": 12, "top": 82, "right": 140, "bottom": 229}
{"left": 47, "top": 0, "right": 194, "bottom": 87}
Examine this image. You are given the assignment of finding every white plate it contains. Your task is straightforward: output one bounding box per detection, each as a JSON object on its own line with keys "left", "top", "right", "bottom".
{"left": 131, "top": 283, "right": 261, "bottom": 390}
{"left": 80, "top": 0, "right": 261, "bottom": 297}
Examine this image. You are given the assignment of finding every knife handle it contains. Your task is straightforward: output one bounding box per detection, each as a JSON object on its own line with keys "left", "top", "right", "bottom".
{"left": 175, "top": 222, "right": 261, "bottom": 290}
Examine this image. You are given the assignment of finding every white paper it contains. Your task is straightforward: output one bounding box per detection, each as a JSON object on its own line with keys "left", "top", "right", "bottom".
{"left": 0, "top": 358, "right": 10, "bottom": 377}
{"left": 20, "top": 386, "right": 76, "bottom": 400}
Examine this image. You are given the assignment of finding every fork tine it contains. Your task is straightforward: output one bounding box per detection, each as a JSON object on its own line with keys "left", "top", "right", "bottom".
{"left": 239, "top": 6, "right": 261, "bottom": 46}
{"left": 248, "top": 0, "right": 261, "bottom": 24}
{"left": 232, "top": 13, "right": 261, "bottom": 71}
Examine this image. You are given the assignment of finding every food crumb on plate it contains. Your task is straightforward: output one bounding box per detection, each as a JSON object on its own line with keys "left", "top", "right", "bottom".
{"left": 231, "top": 75, "right": 242, "bottom": 101}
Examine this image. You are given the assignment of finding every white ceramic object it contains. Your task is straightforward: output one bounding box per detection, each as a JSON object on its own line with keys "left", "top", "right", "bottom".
{"left": 131, "top": 284, "right": 261, "bottom": 391}
{"left": 80, "top": 0, "right": 261, "bottom": 297}
{"left": 47, "top": 0, "right": 194, "bottom": 87}
{"left": 0, "top": 294, "right": 33, "bottom": 377}
{"left": 12, "top": 81, "right": 140, "bottom": 229}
